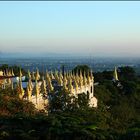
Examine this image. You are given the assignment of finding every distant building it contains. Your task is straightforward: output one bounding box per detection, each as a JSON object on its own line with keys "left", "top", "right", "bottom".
{"left": 112, "top": 67, "right": 122, "bottom": 88}
{"left": 113, "top": 67, "right": 119, "bottom": 81}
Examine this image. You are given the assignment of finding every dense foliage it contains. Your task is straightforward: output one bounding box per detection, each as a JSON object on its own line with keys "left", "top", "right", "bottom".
{"left": 0, "top": 65, "right": 140, "bottom": 140}
{"left": 72, "top": 65, "right": 91, "bottom": 75}
{"left": 0, "top": 87, "right": 37, "bottom": 117}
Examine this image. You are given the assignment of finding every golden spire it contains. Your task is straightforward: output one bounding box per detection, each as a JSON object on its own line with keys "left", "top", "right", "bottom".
{"left": 68, "top": 77, "right": 74, "bottom": 93}
{"left": 63, "top": 72, "right": 68, "bottom": 90}
{"left": 35, "top": 68, "right": 40, "bottom": 81}
{"left": 41, "top": 76, "right": 47, "bottom": 96}
{"left": 27, "top": 69, "right": 31, "bottom": 79}
{"left": 75, "top": 71, "right": 79, "bottom": 87}
{"left": 63, "top": 82, "right": 68, "bottom": 91}
{"left": 87, "top": 71, "right": 90, "bottom": 84}
{"left": 57, "top": 71, "right": 63, "bottom": 86}
{"left": 46, "top": 73, "right": 54, "bottom": 92}
{"left": 19, "top": 68, "right": 22, "bottom": 78}
{"left": 46, "top": 70, "right": 49, "bottom": 80}
{"left": 26, "top": 85, "right": 32, "bottom": 101}
{"left": 27, "top": 78, "right": 33, "bottom": 91}
{"left": 54, "top": 70, "right": 59, "bottom": 81}
{"left": 73, "top": 77, "right": 78, "bottom": 92}
{"left": 48, "top": 79, "right": 54, "bottom": 92}
{"left": 58, "top": 76, "right": 63, "bottom": 86}
{"left": 8, "top": 70, "right": 12, "bottom": 76}
{"left": 90, "top": 69, "right": 93, "bottom": 79}
{"left": 50, "top": 71, "right": 55, "bottom": 80}
{"left": 66, "top": 71, "right": 69, "bottom": 79}
{"left": 63, "top": 78, "right": 68, "bottom": 91}
{"left": 70, "top": 71, "right": 74, "bottom": 81}
{"left": 113, "top": 67, "right": 119, "bottom": 81}
{"left": 33, "top": 80, "right": 40, "bottom": 103}
{"left": 69, "top": 71, "right": 72, "bottom": 78}
{"left": 31, "top": 72, "right": 35, "bottom": 80}
{"left": 59, "top": 71, "right": 63, "bottom": 80}
{"left": 11, "top": 69, "right": 14, "bottom": 76}
{"left": 83, "top": 71, "right": 87, "bottom": 86}
{"left": 79, "top": 70, "right": 83, "bottom": 87}
{"left": 16, "top": 80, "right": 24, "bottom": 99}
{"left": 26, "top": 77, "right": 33, "bottom": 101}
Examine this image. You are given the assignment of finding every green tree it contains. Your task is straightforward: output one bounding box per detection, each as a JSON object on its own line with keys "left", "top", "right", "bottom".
{"left": 72, "top": 65, "right": 91, "bottom": 75}
{"left": 118, "top": 66, "right": 137, "bottom": 81}
{"left": 122, "top": 81, "right": 137, "bottom": 95}
{"left": 0, "top": 88, "right": 36, "bottom": 117}
{"left": 48, "top": 89, "right": 78, "bottom": 113}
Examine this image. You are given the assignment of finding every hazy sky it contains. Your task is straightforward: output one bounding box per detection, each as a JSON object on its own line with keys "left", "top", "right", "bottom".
{"left": 0, "top": 1, "right": 140, "bottom": 57}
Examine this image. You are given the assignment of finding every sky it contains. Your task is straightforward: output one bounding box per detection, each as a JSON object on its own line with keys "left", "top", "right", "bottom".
{"left": 0, "top": 1, "right": 140, "bottom": 57}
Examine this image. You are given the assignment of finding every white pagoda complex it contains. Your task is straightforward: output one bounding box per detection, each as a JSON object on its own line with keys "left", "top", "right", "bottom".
{"left": 0, "top": 68, "right": 98, "bottom": 110}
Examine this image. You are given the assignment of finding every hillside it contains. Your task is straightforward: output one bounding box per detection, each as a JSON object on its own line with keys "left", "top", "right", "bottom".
{"left": 0, "top": 65, "right": 140, "bottom": 140}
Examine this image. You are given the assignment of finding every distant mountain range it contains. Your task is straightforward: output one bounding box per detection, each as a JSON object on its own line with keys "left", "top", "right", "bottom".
{"left": 0, "top": 52, "right": 69, "bottom": 58}
{"left": 0, "top": 52, "right": 90, "bottom": 58}
{"left": 0, "top": 51, "right": 140, "bottom": 60}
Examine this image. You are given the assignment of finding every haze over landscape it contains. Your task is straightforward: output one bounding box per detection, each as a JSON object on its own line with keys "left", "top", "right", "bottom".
{"left": 0, "top": 1, "right": 140, "bottom": 57}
